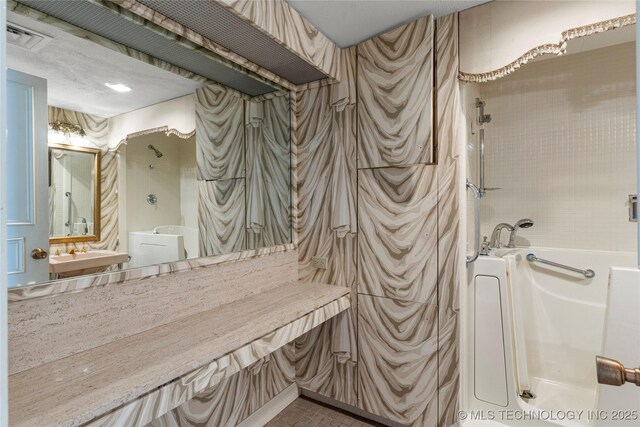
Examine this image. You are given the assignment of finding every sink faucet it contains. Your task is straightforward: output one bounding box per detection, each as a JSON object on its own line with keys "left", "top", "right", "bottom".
{"left": 507, "top": 219, "right": 534, "bottom": 248}
{"left": 68, "top": 248, "right": 77, "bottom": 255}
{"left": 490, "top": 223, "right": 514, "bottom": 248}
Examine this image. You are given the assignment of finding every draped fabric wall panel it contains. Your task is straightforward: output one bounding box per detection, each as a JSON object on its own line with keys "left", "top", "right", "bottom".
{"left": 196, "top": 83, "right": 245, "bottom": 182}
{"left": 148, "top": 344, "right": 295, "bottom": 426}
{"left": 294, "top": 46, "right": 359, "bottom": 407}
{"left": 357, "top": 15, "right": 434, "bottom": 169}
{"left": 294, "top": 13, "right": 462, "bottom": 427}
{"left": 435, "top": 14, "right": 463, "bottom": 427}
{"left": 354, "top": 14, "right": 439, "bottom": 426}
{"left": 245, "top": 95, "right": 292, "bottom": 250}
{"left": 196, "top": 84, "right": 291, "bottom": 257}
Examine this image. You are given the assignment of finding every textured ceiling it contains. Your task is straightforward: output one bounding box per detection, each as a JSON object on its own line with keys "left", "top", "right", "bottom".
{"left": 286, "top": 0, "right": 492, "bottom": 47}
{"left": 7, "top": 11, "right": 201, "bottom": 117}
{"left": 15, "top": 0, "right": 279, "bottom": 96}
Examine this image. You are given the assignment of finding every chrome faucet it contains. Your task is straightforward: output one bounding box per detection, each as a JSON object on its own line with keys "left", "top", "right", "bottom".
{"left": 507, "top": 219, "right": 534, "bottom": 248}
{"left": 490, "top": 223, "right": 514, "bottom": 248}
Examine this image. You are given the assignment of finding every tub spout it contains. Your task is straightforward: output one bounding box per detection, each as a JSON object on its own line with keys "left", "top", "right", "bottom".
{"left": 490, "top": 223, "right": 514, "bottom": 248}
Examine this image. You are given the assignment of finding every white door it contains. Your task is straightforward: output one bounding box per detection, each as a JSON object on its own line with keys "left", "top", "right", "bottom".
{"left": 6, "top": 69, "right": 49, "bottom": 287}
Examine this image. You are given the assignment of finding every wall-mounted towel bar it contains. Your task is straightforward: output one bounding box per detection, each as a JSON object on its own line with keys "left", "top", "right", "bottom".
{"left": 526, "top": 253, "right": 595, "bottom": 278}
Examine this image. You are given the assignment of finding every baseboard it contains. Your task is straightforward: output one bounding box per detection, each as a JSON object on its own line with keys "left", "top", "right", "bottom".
{"left": 300, "top": 388, "right": 402, "bottom": 427}
{"left": 237, "top": 383, "right": 299, "bottom": 427}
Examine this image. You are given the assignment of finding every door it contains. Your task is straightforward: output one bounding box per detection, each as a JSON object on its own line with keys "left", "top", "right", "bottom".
{"left": 6, "top": 69, "right": 49, "bottom": 287}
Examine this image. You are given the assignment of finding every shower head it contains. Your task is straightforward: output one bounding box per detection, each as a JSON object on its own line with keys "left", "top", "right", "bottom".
{"left": 507, "top": 219, "right": 534, "bottom": 248}
{"left": 148, "top": 144, "right": 163, "bottom": 158}
{"left": 514, "top": 218, "right": 534, "bottom": 229}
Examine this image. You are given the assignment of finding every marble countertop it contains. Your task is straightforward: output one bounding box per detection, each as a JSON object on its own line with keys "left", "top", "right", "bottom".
{"left": 9, "top": 282, "right": 349, "bottom": 427}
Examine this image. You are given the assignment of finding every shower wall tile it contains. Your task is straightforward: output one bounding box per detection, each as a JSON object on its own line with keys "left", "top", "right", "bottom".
{"left": 358, "top": 165, "right": 438, "bottom": 304}
{"left": 196, "top": 83, "right": 245, "bottom": 181}
{"left": 477, "top": 42, "right": 637, "bottom": 252}
{"left": 357, "top": 15, "right": 434, "bottom": 169}
{"left": 436, "top": 14, "right": 463, "bottom": 426}
{"left": 357, "top": 294, "right": 438, "bottom": 426}
{"left": 198, "top": 178, "right": 246, "bottom": 256}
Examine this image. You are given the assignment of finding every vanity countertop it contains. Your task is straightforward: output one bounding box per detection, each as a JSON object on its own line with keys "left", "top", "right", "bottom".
{"left": 9, "top": 282, "right": 350, "bottom": 427}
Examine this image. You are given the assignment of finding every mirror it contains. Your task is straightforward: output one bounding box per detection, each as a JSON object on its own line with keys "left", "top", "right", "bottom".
{"left": 48, "top": 143, "right": 101, "bottom": 244}
{"left": 6, "top": 2, "right": 292, "bottom": 288}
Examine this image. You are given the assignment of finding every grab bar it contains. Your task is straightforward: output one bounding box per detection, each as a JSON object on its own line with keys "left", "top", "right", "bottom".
{"left": 526, "top": 253, "right": 595, "bottom": 278}
{"left": 64, "top": 191, "right": 72, "bottom": 229}
{"left": 467, "top": 180, "right": 481, "bottom": 264}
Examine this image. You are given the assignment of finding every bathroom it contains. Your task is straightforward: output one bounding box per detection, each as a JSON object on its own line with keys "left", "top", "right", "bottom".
{"left": 0, "top": 1, "right": 638, "bottom": 427}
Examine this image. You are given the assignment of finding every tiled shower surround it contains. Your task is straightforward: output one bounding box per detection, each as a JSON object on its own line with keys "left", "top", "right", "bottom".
{"left": 475, "top": 42, "right": 637, "bottom": 252}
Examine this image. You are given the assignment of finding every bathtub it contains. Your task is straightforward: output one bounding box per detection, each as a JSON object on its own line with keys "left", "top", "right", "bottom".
{"left": 462, "top": 247, "right": 637, "bottom": 427}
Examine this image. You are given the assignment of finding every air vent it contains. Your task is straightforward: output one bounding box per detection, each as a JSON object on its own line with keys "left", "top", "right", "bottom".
{"left": 6, "top": 23, "right": 51, "bottom": 52}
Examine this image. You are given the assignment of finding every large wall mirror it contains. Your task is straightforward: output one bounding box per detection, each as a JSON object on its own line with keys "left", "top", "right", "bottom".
{"left": 6, "top": 1, "right": 292, "bottom": 288}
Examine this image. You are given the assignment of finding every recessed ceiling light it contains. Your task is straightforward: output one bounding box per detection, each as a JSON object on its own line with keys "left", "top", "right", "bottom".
{"left": 105, "top": 83, "right": 131, "bottom": 93}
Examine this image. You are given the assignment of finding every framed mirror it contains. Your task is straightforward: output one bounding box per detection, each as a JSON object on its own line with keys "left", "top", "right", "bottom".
{"left": 48, "top": 143, "right": 101, "bottom": 244}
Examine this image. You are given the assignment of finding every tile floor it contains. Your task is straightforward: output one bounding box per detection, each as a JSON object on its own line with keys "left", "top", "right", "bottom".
{"left": 266, "top": 396, "right": 383, "bottom": 427}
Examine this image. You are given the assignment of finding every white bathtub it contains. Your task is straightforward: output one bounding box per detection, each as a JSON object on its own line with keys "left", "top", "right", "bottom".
{"left": 462, "top": 247, "right": 637, "bottom": 427}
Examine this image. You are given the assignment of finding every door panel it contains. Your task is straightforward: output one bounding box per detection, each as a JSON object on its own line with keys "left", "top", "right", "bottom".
{"left": 6, "top": 238, "right": 25, "bottom": 275}
{"left": 6, "top": 69, "right": 48, "bottom": 287}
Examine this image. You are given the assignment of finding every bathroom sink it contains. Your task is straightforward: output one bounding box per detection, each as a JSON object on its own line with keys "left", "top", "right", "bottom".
{"left": 49, "top": 250, "right": 129, "bottom": 275}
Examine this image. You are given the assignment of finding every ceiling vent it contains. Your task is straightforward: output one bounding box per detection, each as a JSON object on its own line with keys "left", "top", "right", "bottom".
{"left": 6, "top": 23, "right": 52, "bottom": 52}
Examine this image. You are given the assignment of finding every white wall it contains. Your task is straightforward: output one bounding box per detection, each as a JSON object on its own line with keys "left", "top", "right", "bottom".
{"left": 109, "top": 94, "right": 195, "bottom": 150}
{"left": 459, "top": 0, "right": 635, "bottom": 75}
{"left": 475, "top": 42, "right": 637, "bottom": 252}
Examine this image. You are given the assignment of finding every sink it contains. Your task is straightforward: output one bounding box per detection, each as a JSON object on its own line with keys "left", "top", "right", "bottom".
{"left": 49, "top": 250, "right": 129, "bottom": 276}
